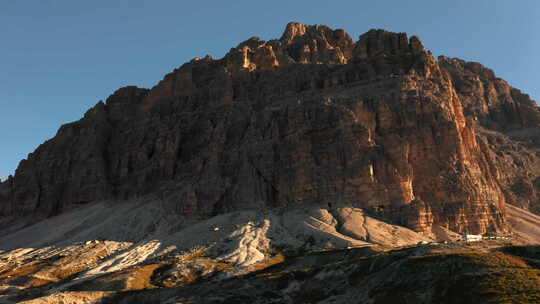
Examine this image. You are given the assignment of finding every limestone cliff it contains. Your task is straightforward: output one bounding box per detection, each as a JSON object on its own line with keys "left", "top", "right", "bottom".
{"left": 440, "top": 56, "right": 540, "bottom": 214}
{"left": 2, "top": 22, "right": 539, "bottom": 235}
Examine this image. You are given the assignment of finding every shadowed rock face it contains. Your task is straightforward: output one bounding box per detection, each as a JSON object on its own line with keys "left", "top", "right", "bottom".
{"left": 1, "top": 22, "right": 539, "bottom": 235}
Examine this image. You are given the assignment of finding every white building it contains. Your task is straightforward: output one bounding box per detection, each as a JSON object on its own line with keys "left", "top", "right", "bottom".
{"left": 464, "top": 234, "right": 482, "bottom": 242}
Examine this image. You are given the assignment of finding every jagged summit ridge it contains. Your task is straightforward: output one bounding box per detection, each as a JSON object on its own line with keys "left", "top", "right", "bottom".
{"left": 139, "top": 22, "right": 434, "bottom": 109}
{"left": 106, "top": 23, "right": 431, "bottom": 111}
{"left": 181, "top": 22, "right": 427, "bottom": 74}
{"left": 222, "top": 22, "right": 426, "bottom": 69}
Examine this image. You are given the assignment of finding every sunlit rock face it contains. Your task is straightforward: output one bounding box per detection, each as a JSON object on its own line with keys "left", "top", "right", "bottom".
{"left": 2, "top": 22, "right": 540, "bottom": 235}
{"left": 439, "top": 56, "right": 540, "bottom": 215}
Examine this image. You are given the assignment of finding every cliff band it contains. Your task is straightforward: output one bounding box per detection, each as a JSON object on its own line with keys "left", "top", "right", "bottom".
{"left": 2, "top": 22, "right": 540, "bottom": 236}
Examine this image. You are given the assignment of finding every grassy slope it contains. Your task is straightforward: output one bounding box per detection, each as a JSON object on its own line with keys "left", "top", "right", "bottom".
{"left": 94, "top": 245, "right": 540, "bottom": 304}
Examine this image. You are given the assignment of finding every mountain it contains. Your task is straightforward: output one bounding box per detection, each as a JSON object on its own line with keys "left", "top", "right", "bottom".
{"left": 1, "top": 22, "right": 540, "bottom": 303}
{"left": 3, "top": 22, "right": 540, "bottom": 234}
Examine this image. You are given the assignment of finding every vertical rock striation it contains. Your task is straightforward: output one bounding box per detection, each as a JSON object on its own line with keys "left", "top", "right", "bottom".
{"left": 440, "top": 56, "right": 540, "bottom": 215}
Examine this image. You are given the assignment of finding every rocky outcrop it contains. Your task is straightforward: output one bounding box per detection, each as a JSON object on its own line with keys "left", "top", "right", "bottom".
{"left": 353, "top": 29, "right": 424, "bottom": 59}
{"left": 439, "top": 56, "right": 540, "bottom": 215}
{"left": 439, "top": 56, "right": 540, "bottom": 130}
{"left": 3, "top": 22, "right": 540, "bottom": 235}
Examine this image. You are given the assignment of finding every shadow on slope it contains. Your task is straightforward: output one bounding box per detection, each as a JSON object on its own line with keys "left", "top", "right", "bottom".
{"left": 1, "top": 200, "right": 539, "bottom": 303}
{"left": 99, "top": 246, "right": 540, "bottom": 304}
{"left": 506, "top": 203, "right": 540, "bottom": 244}
{"left": 0, "top": 197, "right": 430, "bottom": 303}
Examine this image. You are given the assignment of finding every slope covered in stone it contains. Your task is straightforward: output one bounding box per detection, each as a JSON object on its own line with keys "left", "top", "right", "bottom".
{"left": 0, "top": 196, "right": 538, "bottom": 303}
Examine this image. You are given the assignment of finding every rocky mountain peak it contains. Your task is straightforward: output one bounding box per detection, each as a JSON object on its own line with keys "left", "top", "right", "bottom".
{"left": 222, "top": 22, "right": 432, "bottom": 73}
{"left": 2, "top": 22, "right": 540, "bottom": 238}
{"left": 279, "top": 22, "right": 354, "bottom": 52}
{"left": 279, "top": 21, "right": 308, "bottom": 43}
{"left": 2, "top": 22, "right": 540, "bottom": 303}
{"left": 222, "top": 22, "right": 356, "bottom": 70}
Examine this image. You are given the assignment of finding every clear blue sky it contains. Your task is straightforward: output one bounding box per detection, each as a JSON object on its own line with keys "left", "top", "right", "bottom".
{"left": 1, "top": 0, "right": 539, "bottom": 179}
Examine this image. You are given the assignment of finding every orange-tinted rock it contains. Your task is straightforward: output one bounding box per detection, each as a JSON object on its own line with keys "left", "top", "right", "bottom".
{"left": 440, "top": 56, "right": 540, "bottom": 215}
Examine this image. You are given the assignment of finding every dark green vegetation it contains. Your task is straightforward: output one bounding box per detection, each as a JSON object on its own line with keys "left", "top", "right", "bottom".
{"left": 97, "top": 245, "right": 540, "bottom": 304}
